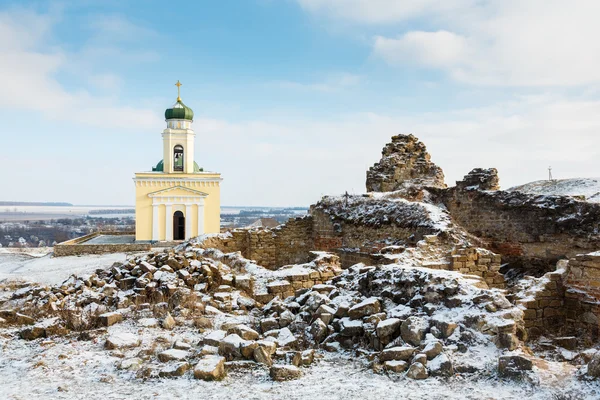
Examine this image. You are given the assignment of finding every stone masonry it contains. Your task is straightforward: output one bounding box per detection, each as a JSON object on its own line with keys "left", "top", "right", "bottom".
{"left": 366, "top": 134, "right": 446, "bottom": 195}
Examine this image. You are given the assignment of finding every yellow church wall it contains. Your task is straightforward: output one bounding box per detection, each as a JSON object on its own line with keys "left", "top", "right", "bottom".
{"left": 134, "top": 173, "right": 221, "bottom": 241}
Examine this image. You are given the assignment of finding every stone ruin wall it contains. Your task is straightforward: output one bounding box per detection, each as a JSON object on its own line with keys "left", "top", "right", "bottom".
{"left": 200, "top": 216, "right": 314, "bottom": 270}
{"left": 564, "top": 253, "right": 600, "bottom": 341}
{"left": 437, "top": 186, "right": 600, "bottom": 269}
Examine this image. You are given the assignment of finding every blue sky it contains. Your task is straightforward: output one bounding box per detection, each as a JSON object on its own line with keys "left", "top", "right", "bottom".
{"left": 1, "top": 0, "right": 600, "bottom": 206}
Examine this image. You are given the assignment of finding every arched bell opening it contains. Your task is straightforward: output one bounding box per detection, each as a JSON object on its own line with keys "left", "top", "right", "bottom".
{"left": 173, "top": 145, "right": 184, "bottom": 172}
{"left": 173, "top": 211, "right": 185, "bottom": 240}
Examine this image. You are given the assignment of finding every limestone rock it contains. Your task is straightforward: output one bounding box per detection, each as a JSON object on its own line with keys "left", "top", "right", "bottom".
{"left": 219, "top": 334, "right": 245, "bottom": 360}
{"left": 228, "top": 325, "right": 259, "bottom": 341}
{"left": 20, "top": 326, "right": 46, "bottom": 340}
{"left": 498, "top": 355, "right": 533, "bottom": 378}
{"left": 430, "top": 318, "right": 457, "bottom": 339}
{"left": 194, "top": 355, "right": 226, "bottom": 381}
{"left": 105, "top": 333, "right": 141, "bottom": 350}
{"left": 159, "top": 362, "right": 190, "bottom": 377}
{"left": 376, "top": 318, "right": 401, "bottom": 338}
{"left": 587, "top": 351, "right": 600, "bottom": 378}
{"left": 348, "top": 297, "right": 381, "bottom": 320}
{"left": 339, "top": 317, "right": 364, "bottom": 337}
{"left": 118, "top": 358, "right": 143, "bottom": 371}
{"left": 203, "top": 330, "right": 227, "bottom": 347}
{"left": 261, "top": 318, "right": 280, "bottom": 333}
{"left": 456, "top": 168, "right": 500, "bottom": 191}
{"left": 384, "top": 360, "right": 407, "bottom": 373}
{"left": 161, "top": 313, "right": 176, "bottom": 330}
{"left": 406, "top": 362, "right": 428, "bottom": 380}
{"left": 276, "top": 328, "right": 298, "bottom": 348}
{"left": 310, "top": 318, "right": 328, "bottom": 343}
{"left": 300, "top": 349, "right": 315, "bottom": 366}
{"left": 423, "top": 340, "right": 443, "bottom": 360}
{"left": 158, "top": 349, "right": 189, "bottom": 362}
{"left": 380, "top": 346, "right": 414, "bottom": 362}
{"left": 429, "top": 353, "right": 454, "bottom": 377}
{"left": 270, "top": 364, "right": 302, "bottom": 381}
{"left": 253, "top": 346, "right": 273, "bottom": 366}
{"left": 400, "top": 317, "right": 428, "bottom": 346}
{"left": 99, "top": 311, "right": 123, "bottom": 327}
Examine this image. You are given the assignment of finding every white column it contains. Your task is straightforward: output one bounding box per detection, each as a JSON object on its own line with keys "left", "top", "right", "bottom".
{"left": 197, "top": 201, "right": 205, "bottom": 236}
{"left": 165, "top": 204, "right": 172, "bottom": 241}
{"left": 152, "top": 204, "right": 159, "bottom": 241}
{"left": 185, "top": 204, "right": 192, "bottom": 239}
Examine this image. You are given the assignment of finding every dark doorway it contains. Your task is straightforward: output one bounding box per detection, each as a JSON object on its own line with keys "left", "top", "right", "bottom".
{"left": 173, "top": 211, "right": 185, "bottom": 240}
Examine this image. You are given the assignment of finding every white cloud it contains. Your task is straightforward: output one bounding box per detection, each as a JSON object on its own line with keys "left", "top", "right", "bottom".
{"left": 300, "top": 0, "right": 600, "bottom": 86}
{"left": 0, "top": 8, "right": 162, "bottom": 129}
{"left": 374, "top": 31, "right": 467, "bottom": 68}
{"left": 296, "top": 0, "right": 472, "bottom": 24}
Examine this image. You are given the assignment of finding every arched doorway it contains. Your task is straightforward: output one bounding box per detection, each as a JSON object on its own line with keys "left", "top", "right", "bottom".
{"left": 173, "top": 211, "right": 185, "bottom": 240}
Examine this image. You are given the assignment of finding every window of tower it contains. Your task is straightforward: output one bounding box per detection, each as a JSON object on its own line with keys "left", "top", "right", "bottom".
{"left": 174, "top": 145, "right": 184, "bottom": 172}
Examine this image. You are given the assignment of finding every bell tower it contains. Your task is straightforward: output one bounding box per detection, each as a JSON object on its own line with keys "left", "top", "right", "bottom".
{"left": 134, "top": 81, "right": 222, "bottom": 242}
{"left": 162, "top": 80, "right": 196, "bottom": 174}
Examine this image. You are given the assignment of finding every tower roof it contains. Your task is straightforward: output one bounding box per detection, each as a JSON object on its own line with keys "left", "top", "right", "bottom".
{"left": 165, "top": 80, "right": 194, "bottom": 121}
{"left": 165, "top": 100, "right": 194, "bottom": 121}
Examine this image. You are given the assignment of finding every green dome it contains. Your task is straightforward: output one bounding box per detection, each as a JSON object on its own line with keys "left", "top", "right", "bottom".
{"left": 152, "top": 159, "right": 203, "bottom": 172}
{"left": 165, "top": 100, "right": 194, "bottom": 121}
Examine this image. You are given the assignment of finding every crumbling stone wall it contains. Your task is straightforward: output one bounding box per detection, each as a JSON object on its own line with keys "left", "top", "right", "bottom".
{"left": 451, "top": 248, "right": 505, "bottom": 289}
{"left": 199, "top": 217, "right": 314, "bottom": 270}
{"left": 366, "top": 134, "right": 446, "bottom": 194}
{"left": 564, "top": 253, "right": 600, "bottom": 341}
{"left": 433, "top": 169, "right": 600, "bottom": 270}
{"left": 515, "top": 268, "right": 566, "bottom": 339}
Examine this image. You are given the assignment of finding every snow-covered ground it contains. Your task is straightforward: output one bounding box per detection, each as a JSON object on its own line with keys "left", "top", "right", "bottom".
{"left": 0, "top": 325, "right": 597, "bottom": 400}
{"left": 508, "top": 178, "right": 600, "bottom": 203}
{"left": 0, "top": 251, "right": 141, "bottom": 285}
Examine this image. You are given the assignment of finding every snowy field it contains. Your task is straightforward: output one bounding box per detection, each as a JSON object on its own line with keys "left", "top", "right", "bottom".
{"left": 0, "top": 330, "right": 597, "bottom": 400}
{"left": 509, "top": 178, "right": 600, "bottom": 202}
{"left": 0, "top": 250, "right": 140, "bottom": 285}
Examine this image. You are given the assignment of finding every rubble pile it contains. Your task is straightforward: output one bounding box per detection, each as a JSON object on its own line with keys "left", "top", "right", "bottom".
{"left": 0, "top": 236, "right": 539, "bottom": 382}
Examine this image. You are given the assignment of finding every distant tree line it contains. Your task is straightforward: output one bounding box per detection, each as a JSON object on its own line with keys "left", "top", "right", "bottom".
{"left": 0, "top": 201, "right": 73, "bottom": 206}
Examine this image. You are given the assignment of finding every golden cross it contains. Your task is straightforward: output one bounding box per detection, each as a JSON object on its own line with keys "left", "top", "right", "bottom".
{"left": 175, "top": 80, "right": 182, "bottom": 101}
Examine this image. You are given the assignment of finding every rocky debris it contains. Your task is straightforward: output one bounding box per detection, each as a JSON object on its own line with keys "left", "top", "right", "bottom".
{"left": 429, "top": 353, "right": 454, "bottom": 377}
{"left": 161, "top": 313, "right": 176, "bottom": 330}
{"left": 456, "top": 168, "right": 500, "bottom": 191}
{"left": 406, "top": 362, "right": 429, "bottom": 379}
{"left": 400, "top": 317, "right": 428, "bottom": 346}
{"left": 270, "top": 364, "right": 302, "bottom": 381}
{"left": 586, "top": 351, "right": 600, "bottom": 378}
{"left": 1, "top": 229, "right": 527, "bottom": 383}
{"left": 158, "top": 349, "right": 189, "bottom": 362}
{"left": 366, "top": 134, "right": 446, "bottom": 195}
{"left": 384, "top": 360, "right": 408, "bottom": 373}
{"left": 348, "top": 297, "right": 380, "bottom": 319}
{"left": 194, "top": 355, "right": 226, "bottom": 381}
{"left": 159, "top": 362, "right": 190, "bottom": 378}
{"left": 498, "top": 355, "right": 533, "bottom": 378}
{"left": 118, "top": 358, "right": 143, "bottom": 371}
{"left": 380, "top": 346, "right": 414, "bottom": 362}
{"left": 105, "top": 333, "right": 141, "bottom": 350}
{"left": 99, "top": 311, "right": 123, "bottom": 327}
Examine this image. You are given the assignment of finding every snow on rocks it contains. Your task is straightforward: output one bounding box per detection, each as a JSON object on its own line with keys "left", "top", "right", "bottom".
{"left": 194, "top": 355, "right": 226, "bottom": 381}
{"left": 105, "top": 332, "right": 141, "bottom": 350}
{"left": 270, "top": 364, "right": 302, "bottom": 381}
